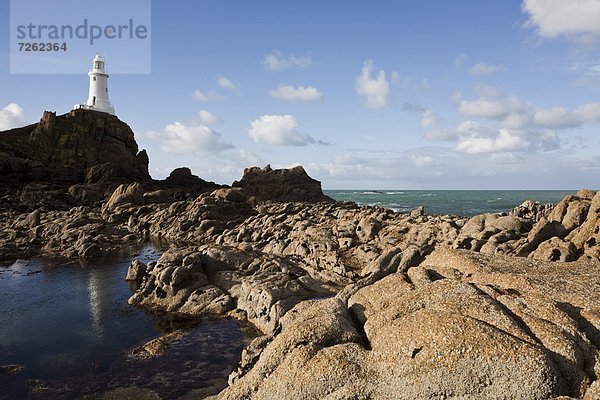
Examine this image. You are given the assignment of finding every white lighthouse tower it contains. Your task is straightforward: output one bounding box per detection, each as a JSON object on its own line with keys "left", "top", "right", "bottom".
{"left": 74, "top": 54, "right": 115, "bottom": 115}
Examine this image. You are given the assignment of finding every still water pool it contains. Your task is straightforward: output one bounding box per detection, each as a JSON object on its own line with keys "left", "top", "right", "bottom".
{"left": 0, "top": 245, "right": 244, "bottom": 399}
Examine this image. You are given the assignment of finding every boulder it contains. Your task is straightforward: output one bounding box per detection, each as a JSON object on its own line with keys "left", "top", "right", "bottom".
{"left": 105, "top": 182, "right": 145, "bottom": 208}
{"left": 356, "top": 216, "right": 381, "bottom": 242}
{"left": 232, "top": 165, "right": 334, "bottom": 203}
{"left": 126, "top": 259, "right": 147, "bottom": 282}
{"left": 143, "top": 189, "right": 171, "bottom": 204}
{"left": 155, "top": 167, "right": 223, "bottom": 198}
{"left": 566, "top": 191, "right": 600, "bottom": 259}
{"left": 410, "top": 205, "right": 425, "bottom": 218}
{"left": 23, "top": 209, "right": 40, "bottom": 228}
{"left": 0, "top": 364, "right": 24, "bottom": 375}
{"left": 216, "top": 298, "right": 363, "bottom": 399}
{"left": 528, "top": 217, "right": 568, "bottom": 243}
{"left": 510, "top": 199, "right": 554, "bottom": 222}
{"left": 68, "top": 184, "right": 106, "bottom": 205}
{"left": 576, "top": 189, "right": 596, "bottom": 199}
{"left": 549, "top": 196, "right": 590, "bottom": 232}
{"left": 529, "top": 237, "right": 578, "bottom": 262}
{"left": 212, "top": 188, "right": 248, "bottom": 203}
{"left": 515, "top": 217, "right": 568, "bottom": 256}
{"left": 455, "top": 213, "right": 526, "bottom": 251}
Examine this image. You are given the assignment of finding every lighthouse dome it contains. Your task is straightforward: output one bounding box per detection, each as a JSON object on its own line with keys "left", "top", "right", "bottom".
{"left": 92, "top": 53, "right": 106, "bottom": 72}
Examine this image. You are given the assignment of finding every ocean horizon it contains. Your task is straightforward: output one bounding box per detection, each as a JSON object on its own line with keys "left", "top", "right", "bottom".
{"left": 325, "top": 189, "right": 576, "bottom": 217}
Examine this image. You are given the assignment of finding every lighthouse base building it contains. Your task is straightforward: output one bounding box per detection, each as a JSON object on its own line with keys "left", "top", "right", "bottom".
{"left": 74, "top": 54, "right": 116, "bottom": 115}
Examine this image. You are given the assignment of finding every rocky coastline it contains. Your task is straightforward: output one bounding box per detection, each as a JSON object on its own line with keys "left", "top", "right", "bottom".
{"left": 1, "top": 110, "right": 599, "bottom": 399}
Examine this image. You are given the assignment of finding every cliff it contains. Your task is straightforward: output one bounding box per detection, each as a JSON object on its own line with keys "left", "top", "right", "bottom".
{"left": 0, "top": 109, "right": 150, "bottom": 184}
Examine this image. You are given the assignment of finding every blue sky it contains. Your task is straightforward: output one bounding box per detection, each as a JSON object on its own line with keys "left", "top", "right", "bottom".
{"left": 1, "top": 0, "right": 599, "bottom": 189}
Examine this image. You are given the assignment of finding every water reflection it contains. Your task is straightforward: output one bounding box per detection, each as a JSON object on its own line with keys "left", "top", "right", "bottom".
{"left": 87, "top": 267, "right": 111, "bottom": 341}
{"left": 0, "top": 244, "right": 246, "bottom": 400}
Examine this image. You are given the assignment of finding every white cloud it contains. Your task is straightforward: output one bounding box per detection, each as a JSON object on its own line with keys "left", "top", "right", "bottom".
{"left": 441, "top": 85, "right": 600, "bottom": 153}
{"left": 198, "top": 110, "right": 220, "bottom": 125}
{"left": 355, "top": 60, "right": 390, "bottom": 109}
{"left": 576, "top": 103, "right": 600, "bottom": 120}
{"left": 532, "top": 104, "right": 600, "bottom": 129}
{"left": 523, "top": 0, "right": 600, "bottom": 43}
{"left": 421, "top": 109, "right": 456, "bottom": 141}
{"left": 454, "top": 120, "right": 558, "bottom": 154}
{"left": 456, "top": 129, "right": 525, "bottom": 154}
{"left": 248, "top": 114, "right": 315, "bottom": 146}
{"left": 400, "top": 83, "right": 600, "bottom": 158}
{"left": 469, "top": 62, "right": 507, "bottom": 76}
{"left": 0, "top": 103, "right": 25, "bottom": 131}
{"left": 454, "top": 53, "right": 468, "bottom": 68}
{"left": 264, "top": 51, "right": 313, "bottom": 71}
{"left": 532, "top": 107, "right": 579, "bottom": 129}
{"left": 411, "top": 155, "right": 435, "bottom": 167}
{"left": 237, "top": 149, "right": 264, "bottom": 166}
{"left": 306, "top": 148, "right": 454, "bottom": 184}
{"left": 161, "top": 123, "right": 233, "bottom": 154}
{"left": 192, "top": 89, "right": 223, "bottom": 102}
{"left": 148, "top": 120, "right": 233, "bottom": 155}
{"left": 457, "top": 92, "right": 523, "bottom": 120}
{"left": 269, "top": 85, "right": 323, "bottom": 102}
{"left": 216, "top": 74, "right": 237, "bottom": 90}
{"left": 456, "top": 120, "right": 496, "bottom": 138}
{"left": 403, "top": 104, "right": 455, "bottom": 141}
{"left": 457, "top": 84, "right": 600, "bottom": 130}
{"left": 302, "top": 145, "right": 600, "bottom": 189}
{"left": 332, "top": 154, "right": 367, "bottom": 165}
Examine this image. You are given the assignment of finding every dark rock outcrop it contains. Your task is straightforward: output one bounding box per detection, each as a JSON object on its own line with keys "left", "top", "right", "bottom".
{"left": 163, "top": 167, "right": 223, "bottom": 192}
{"left": 147, "top": 167, "right": 225, "bottom": 203}
{"left": 232, "top": 165, "right": 334, "bottom": 203}
{"left": 0, "top": 109, "right": 150, "bottom": 184}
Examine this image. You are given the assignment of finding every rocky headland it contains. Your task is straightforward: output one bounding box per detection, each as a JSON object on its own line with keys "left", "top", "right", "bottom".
{"left": 1, "top": 110, "right": 599, "bottom": 399}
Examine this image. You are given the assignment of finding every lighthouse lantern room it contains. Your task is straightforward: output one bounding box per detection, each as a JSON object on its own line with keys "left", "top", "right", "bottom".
{"left": 73, "top": 54, "right": 116, "bottom": 115}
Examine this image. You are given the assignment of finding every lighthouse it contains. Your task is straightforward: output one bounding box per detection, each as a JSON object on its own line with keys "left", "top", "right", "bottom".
{"left": 74, "top": 54, "right": 115, "bottom": 115}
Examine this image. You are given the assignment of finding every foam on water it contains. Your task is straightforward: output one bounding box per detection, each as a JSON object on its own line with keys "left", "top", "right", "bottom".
{"left": 325, "top": 190, "right": 573, "bottom": 217}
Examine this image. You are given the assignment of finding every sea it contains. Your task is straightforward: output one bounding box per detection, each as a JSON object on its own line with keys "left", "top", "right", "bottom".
{"left": 325, "top": 190, "right": 575, "bottom": 217}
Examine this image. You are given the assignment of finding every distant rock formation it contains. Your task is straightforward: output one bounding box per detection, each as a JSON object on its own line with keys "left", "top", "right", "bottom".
{"left": 232, "top": 165, "right": 334, "bottom": 203}
{"left": 0, "top": 109, "right": 150, "bottom": 184}
{"left": 510, "top": 199, "right": 553, "bottom": 222}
